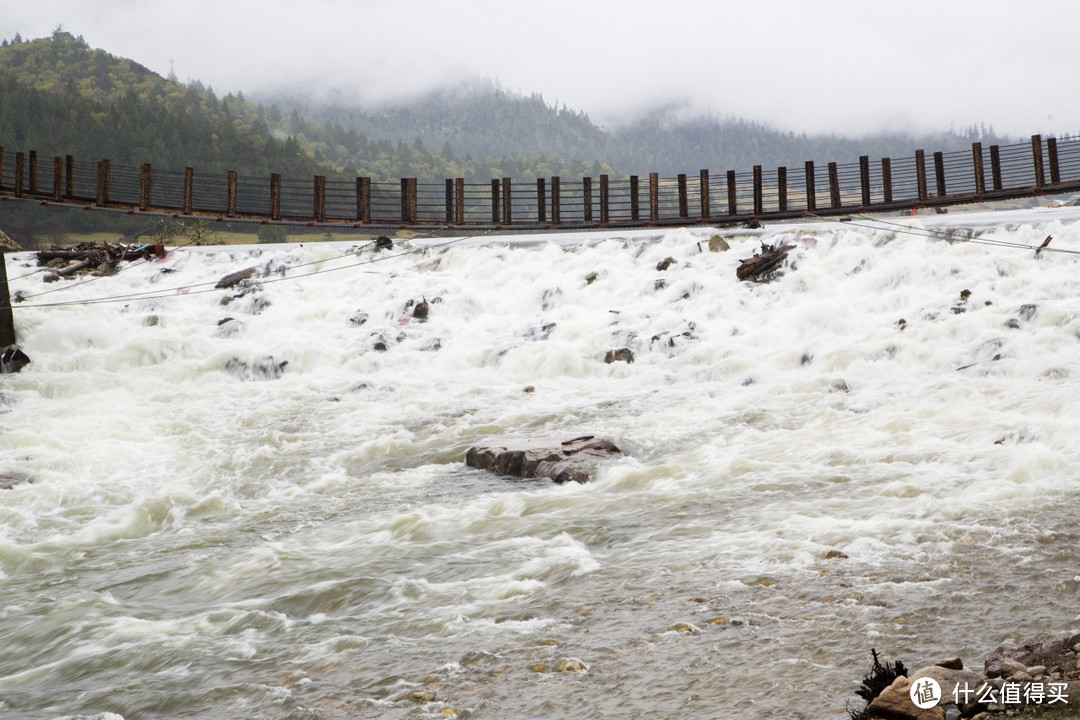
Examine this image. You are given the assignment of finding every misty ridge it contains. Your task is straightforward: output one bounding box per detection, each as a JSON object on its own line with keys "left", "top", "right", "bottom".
{"left": 258, "top": 75, "right": 1015, "bottom": 179}
{"left": 0, "top": 28, "right": 1017, "bottom": 186}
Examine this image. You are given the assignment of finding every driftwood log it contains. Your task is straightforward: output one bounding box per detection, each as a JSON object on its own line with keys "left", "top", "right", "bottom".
{"left": 736, "top": 242, "right": 794, "bottom": 281}
{"left": 215, "top": 267, "right": 258, "bottom": 289}
{"left": 42, "top": 259, "right": 92, "bottom": 283}
{"left": 36, "top": 242, "right": 166, "bottom": 281}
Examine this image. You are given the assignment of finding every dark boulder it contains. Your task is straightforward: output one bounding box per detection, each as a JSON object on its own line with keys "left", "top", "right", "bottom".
{"left": 1, "top": 346, "right": 30, "bottom": 374}
{"left": 224, "top": 356, "right": 287, "bottom": 381}
{"left": 604, "top": 348, "right": 634, "bottom": 364}
{"left": 466, "top": 435, "right": 623, "bottom": 484}
{"left": 412, "top": 299, "right": 429, "bottom": 320}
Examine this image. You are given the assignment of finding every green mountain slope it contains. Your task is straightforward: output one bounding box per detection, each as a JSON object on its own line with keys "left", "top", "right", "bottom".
{"left": 0, "top": 30, "right": 314, "bottom": 176}
{"left": 265, "top": 86, "right": 1013, "bottom": 178}
{"left": 0, "top": 30, "right": 1018, "bottom": 205}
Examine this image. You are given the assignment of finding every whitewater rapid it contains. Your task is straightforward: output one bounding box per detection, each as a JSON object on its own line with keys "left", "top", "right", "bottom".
{"left": 3, "top": 206, "right": 1080, "bottom": 719}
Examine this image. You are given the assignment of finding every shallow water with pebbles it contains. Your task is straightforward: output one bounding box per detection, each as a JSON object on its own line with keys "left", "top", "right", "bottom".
{"left": 3, "top": 208, "right": 1080, "bottom": 719}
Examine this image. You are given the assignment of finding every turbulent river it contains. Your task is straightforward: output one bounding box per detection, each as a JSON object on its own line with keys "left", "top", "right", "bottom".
{"left": 3, "top": 207, "right": 1080, "bottom": 720}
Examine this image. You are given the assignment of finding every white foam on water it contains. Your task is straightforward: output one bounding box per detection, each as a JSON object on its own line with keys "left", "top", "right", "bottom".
{"left": 5, "top": 208, "right": 1080, "bottom": 717}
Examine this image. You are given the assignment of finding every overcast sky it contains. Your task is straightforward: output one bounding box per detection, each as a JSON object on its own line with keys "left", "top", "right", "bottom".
{"left": 2, "top": 0, "right": 1077, "bottom": 138}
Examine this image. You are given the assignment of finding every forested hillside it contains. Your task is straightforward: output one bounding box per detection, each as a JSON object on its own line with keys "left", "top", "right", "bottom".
{"left": 281, "top": 90, "right": 1012, "bottom": 179}
{"left": 2, "top": 29, "right": 1014, "bottom": 183}
{"left": 0, "top": 31, "right": 314, "bottom": 176}
{"left": 603, "top": 112, "right": 1010, "bottom": 176}
{"left": 0, "top": 29, "right": 1016, "bottom": 243}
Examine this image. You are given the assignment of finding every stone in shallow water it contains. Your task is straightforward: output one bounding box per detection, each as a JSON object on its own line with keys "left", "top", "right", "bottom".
{"left": 0, "top": 473, "right": 30, "bottom": 490}
{"left": 708, "top": 234, "right": 730, "bottom": 252}
{"left": 224, "top": 356, "right": 287, "bottom": 381}
{"left": 554, "top": 657, "right": 588, "bottom": 672}
{"left": 465, "top": 435, "right": 622, "bottom": 484}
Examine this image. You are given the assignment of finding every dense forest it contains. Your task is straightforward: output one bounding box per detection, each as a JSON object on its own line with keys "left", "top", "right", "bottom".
{"left": 281, "top": 89, "right": 1013, "bottom": 179}
{"left": 0, "top": 28, "right": 1018, "bottom": 242}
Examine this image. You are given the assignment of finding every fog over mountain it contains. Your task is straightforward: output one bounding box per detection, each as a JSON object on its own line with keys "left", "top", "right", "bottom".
{"left": 1, "top": 0, "right": 1077, "bottom": 140}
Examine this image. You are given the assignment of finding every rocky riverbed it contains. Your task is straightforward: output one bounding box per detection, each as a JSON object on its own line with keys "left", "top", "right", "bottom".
{"left": 857, "top": 633, "right": 1080, "bottom": 719}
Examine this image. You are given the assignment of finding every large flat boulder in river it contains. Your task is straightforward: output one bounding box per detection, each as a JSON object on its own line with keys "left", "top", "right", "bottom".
{"left": 465, "top": 435, "right": 622, "bottom": 484}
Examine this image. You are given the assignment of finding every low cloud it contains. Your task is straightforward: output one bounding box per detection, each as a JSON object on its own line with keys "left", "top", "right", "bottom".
{"left": 3, "top": 0, "right": 1078, "bottom": 138}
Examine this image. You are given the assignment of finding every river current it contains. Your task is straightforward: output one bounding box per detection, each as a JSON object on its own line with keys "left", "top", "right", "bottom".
{"left": 3, "top": 207, "right": 1080, "bottom": 719}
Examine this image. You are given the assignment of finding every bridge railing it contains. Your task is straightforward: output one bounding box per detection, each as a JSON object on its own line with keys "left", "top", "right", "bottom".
{"left": 1, "top": 135, "right": 1079, "bottom": 231}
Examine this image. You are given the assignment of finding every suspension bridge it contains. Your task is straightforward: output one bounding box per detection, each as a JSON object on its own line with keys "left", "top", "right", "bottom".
{"left": 2, "top": 134, "right": 1079, "bottom": 232}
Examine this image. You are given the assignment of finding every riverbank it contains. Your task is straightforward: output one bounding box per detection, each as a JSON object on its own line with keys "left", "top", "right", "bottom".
{"left": 856, "top": 633, "right": 1080, "bottom": 719}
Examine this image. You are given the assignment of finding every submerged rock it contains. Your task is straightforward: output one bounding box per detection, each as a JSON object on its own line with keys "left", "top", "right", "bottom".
{"left": 224, "top": 356, "right": 288, "bottom": 381}
{"left": 554, "top": 657, "right": 588, "bottom": 672}
{"left": 367, "top": 331, "right": 393, "bottom": 352}
{"left": 465, "top": 435, "right": 623, "bottom": 484}
{"left": 238, "top": 294, "right": 271, "bottom": 315}
{"left": 541, "top": 287, "right": 563, "bottom": 311}
{"left": 411, "top": 299, "right": 429, "bottom": 320}
{"left": 0, "top": 473, "right": 30, "bottom": 490}
{"left": 216, "top": 318, "right": 243, "bottom": 338}
{"left": 667, "top": 623, "right": 700, "bottom": 635}
{"left": 523, "top": 322, "right": 556, "bottom": 341}
{"left": 649, "top": 327, "right": 696, "bottom": 357}
{"left": 604, "top": 348, "right": 634, "bottom": 364}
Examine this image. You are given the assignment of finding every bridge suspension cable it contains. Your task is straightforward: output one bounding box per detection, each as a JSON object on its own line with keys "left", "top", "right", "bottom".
{"left": 4, "top": 226, "right": 490, "bottom": 311}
